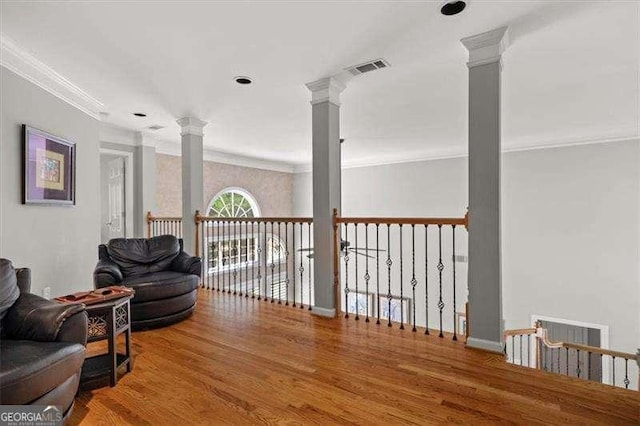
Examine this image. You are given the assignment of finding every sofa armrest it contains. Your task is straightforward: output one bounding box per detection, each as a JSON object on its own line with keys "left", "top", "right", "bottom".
{"left": 3, "top": 293, "right": 86, "bottom": 343}
{"left": 94, "top": 258, "right": 123, "bottom": 288}
{"left": 171, "top": 252, "right": 202, "bottom": 277}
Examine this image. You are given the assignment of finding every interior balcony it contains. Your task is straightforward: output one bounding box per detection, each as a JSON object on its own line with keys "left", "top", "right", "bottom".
{"left": 71, "top": 288, "right": 639, "bottom": 425}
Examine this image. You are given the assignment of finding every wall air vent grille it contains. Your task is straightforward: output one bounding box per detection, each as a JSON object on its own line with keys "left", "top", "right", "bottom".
{"left": 346, "top": 58, "right": 390, "bottom": 76}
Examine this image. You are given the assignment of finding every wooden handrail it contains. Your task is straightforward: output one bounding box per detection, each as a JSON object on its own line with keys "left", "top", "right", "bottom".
{"left": 336, "top": 216, "right": 467, "bottom": 226}
{"left": 503, "top": 327, "right": 537, "bottom": 337}
{"left": 505, "top": 325, "right": 638, "bottom": 361}
{"left": 196, "top": 216, "right": 313, "bottom": 223}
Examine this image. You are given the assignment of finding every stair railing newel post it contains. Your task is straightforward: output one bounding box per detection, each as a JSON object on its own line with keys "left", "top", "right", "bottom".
{"left": 194, "top": 210, "right": 202, "bottom": 258}
{"left": 146, "top": 211, "right": 153, "bottom": 238}
{"left": 333, "top": 208, "right": 340, "bottom": 318}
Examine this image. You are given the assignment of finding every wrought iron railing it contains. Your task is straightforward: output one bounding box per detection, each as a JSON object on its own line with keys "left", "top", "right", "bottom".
{"left": 147, "top": 212, "right": 183, "bottom": 239}
{"left": 334, "top": 210, "right": 469, "bottom": 341}
{"left": 504, "top": 323, "right": 639, "bottom": 391}
{"left": 195, "top": 213, "right": 315, "bottom": 308}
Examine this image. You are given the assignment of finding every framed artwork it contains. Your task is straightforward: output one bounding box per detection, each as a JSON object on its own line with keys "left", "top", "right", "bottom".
{"left": 377, "top": 294, "right": 412, "bottom": 325}
{"left": 23, "top": 125, "right": 75, "bottom": 205}
{"left": 345, "top": 290, "right": 373, "bottom": 317}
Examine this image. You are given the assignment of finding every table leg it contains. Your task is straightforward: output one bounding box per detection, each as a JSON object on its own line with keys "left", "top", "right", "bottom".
{"left": 109, "top": 309, "right": 117, "bottom": 386}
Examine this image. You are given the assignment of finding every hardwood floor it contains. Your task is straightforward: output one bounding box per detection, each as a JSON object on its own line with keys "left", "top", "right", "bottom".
{"left": 71, "top": 289, "right": 639, "bottom": 425}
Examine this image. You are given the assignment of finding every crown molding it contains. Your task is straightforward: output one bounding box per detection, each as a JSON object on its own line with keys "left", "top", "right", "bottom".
{"left": 460, "top": 26, "right": 510, "bottom": 68}
{"left": 0, "top": 34, "right": 104, "bottom": 120}
{"left": 292, "top": 133, "right": 639, "bottom": 173}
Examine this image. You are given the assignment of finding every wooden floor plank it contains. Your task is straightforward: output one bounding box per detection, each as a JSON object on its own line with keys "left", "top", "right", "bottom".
{"left": 72, "top": 289, "right": 640, "bottom": 425}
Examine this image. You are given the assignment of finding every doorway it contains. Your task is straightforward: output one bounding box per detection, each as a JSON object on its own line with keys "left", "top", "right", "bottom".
{"left": 100, "top": 150, "right": 133, "bottom": 243}
{"left": 532, "top": 315, "right": 609, "bottom": 384}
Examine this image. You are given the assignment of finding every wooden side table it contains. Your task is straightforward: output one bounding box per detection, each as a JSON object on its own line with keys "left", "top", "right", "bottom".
{"left": 80, "top": 294, "right": 133, "bottom": 389}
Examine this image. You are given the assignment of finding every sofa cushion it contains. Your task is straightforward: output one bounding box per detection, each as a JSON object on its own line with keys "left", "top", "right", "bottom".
{"left": 0, "top": 259, "right": 20, "bottom": 327}
{"left": 0, "top": 340, "right": 85, "bottom": 405}
{"left": 122, "top": 271, "right": 199, "bottom": 303}
{"left": 108, "top": 235, "right": 180, "bottom": 278}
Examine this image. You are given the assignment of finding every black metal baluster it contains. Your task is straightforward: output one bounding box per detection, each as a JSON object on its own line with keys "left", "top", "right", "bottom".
{"left": 355, "top": 223, "right": 359, "bottom": 321}
{"left": 277, "top": 221, "right": 282, "bottom": 304}
{"left": 292, "top": 222, "right": 296, "bottom": 307}
{"left": 557, "top": 348, "right": 561, "bottom": 374}
{"left": 452, "top": 225, "right": 457, "bottom": 341}
{"left": 386, "top": 224, "right": 392, "bottom": 328}
{"left": 264, "top": 222, "right": 268, "bottom": 301}
{"left": 587, "top": 351, "right": 591, "bottom": 381}
{"left": 233, "top": 220, "right": 238, "bottom": 295}
{"left": 270, "top": 222, "right": 275, "bottom": 303}
{"left": 411, "top": 225, "right": 417, "bottom": 332}
{"left": 202, "top": 219, "right": 207, "bottom": 289}
{"left": 245, "top": 221, "right": 249, "bottom": 297}
{"left": 216, "top": 220, "right": 220, "bottom": 292}
{"left": 550, "top": 346, "right": 554, "bottom": 372}
{"left": 425, "top": 225, "right": 429, "bottom": 335}
{"left": 566, "top": 347, "right": 569, "bottom": 376}
{"left": 376, "top": 224, "right": 380, "bottom": 325}
{"left": 344, "top": 223, "right": 350, "bottom": 319}
{"left": 299, "top": 223, "right": 304, "bottom": 309}
{"left": 284, "top": 221, "right": 289, "bottom": 305}
{"left": 437, "top": 225, "right": 444, "bottom": 338}
{"left": 257, "top": 222, "right": 263, "bottom": 300}
{"left": 623, "top": 359, "right": 629, "bottom": 389}
{"left": 576, "top": 349, "right": 581, "bottom": 378}
{"left": 308, "top": 222, "right": 312, "bottom": 310}
{"left": 251, "top": 221, "right": 256, "bottom": 298}
{"left": 364, "top": 224, "right": 370, "bottom": 323}
{"left": 399, "top": 224, "right": 404, "bottom": 330}
{"left": 612, "top": 356, "right": 616, "bottom": 386}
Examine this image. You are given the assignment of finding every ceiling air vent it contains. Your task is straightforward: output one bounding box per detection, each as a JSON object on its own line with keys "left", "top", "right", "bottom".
{"left": 345, "top": 58, "right": 390, "bottom": 76}
{"left": 147, "top": 125, "right": 164, "bottom": 131}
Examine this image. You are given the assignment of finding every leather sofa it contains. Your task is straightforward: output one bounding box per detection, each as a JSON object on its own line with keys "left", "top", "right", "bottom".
{"left": 0, "top": 259, "right": 87, "bottom": 421}
{"left": 93, "top": 235, "right": 201, "bottom": 331}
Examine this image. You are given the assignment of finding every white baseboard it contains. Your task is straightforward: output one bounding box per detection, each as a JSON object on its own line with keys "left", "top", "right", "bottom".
{"left": 311, "top": 306, "right": 336, "bottom": 318}
{"left": 466, "top": 337, "right": 504, "bottom": 354}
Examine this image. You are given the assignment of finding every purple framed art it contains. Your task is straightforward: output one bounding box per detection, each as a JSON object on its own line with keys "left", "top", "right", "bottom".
{"left": 23, "top": 125, "right": 76, "bottom": 205}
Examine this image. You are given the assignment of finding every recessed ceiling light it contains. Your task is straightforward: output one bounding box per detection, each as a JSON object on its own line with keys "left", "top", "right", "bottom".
{"left": 234, "top": 76, "right": 252, "bottom": 85}
{"left": 440, "top": 1, "right": 466, "bottom": 16}
{"left": 133, "top": 112, "right": 147, "bottom": 117}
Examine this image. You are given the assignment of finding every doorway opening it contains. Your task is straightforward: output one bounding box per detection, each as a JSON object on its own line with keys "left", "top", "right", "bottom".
{"left": 100, "top": 150, "right": 134, "bottom": 243}
{"left": 532, "top": 315, "right": 610, "bottom": 385}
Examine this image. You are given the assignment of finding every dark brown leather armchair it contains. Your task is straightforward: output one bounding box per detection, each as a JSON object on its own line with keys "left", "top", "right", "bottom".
{"left": 0, "top": 259, "right": 87, "bottom": 421}
{"left": 93, "top": 235, "right": 201, "bottom": 330}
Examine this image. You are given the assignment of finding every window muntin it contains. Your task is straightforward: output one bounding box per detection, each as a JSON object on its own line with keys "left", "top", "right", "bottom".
{"left": 207, "top": 189, "right": 259, "bottom": 218}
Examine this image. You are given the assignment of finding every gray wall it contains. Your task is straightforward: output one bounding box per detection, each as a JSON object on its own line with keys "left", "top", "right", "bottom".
{"left": 1, "top": 67, "right": 100, "bottom": 296}
{"left": 293, "top": 140, "right": 640, "bottom": 358}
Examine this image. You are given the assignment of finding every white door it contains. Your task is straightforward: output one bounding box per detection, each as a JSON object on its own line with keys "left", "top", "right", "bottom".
{"left": 101, "top": 156, "right": 126, "bottom": 243}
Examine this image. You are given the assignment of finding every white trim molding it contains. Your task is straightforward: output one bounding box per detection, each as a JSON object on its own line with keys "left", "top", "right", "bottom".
{"left": 466, "top": 337, "right": 505, "bottom": 354}
{"left": 177, "top": 117, "right": 207, "bottom": 137}
{"left": 311, "top": 306, "right": 336, "bottom": 318}
{"left": 305, "top": 76, "right": 346, "bottom": 106}
{"left": 0, "top": 34, "right": 104, "bottom": 120}
{"left": 460, "top": 26, "right": 510, "bottom": 68}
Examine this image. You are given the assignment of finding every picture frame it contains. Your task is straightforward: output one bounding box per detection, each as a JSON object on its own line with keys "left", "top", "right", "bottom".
{"left": 377, "top": 294, "right": 412, "bottom": 325}
{"left": 345, "top": 290, "right": 374, "bottom": 318}
{"left": 23, "top": 125, "right": 76, "bottom": 205}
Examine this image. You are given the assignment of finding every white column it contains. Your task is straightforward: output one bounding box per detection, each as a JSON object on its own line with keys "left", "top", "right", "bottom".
{"left": 134, "top": 133, "right": 156, "bottom": 238}
{"left": 461, "top": 27, "right": 509, "bottom": 353}
{"left": 177, "top": 117, "right": 207, "bottom": 255}
{"left": 305, "top": 77, "right": 346, "bottom": 317}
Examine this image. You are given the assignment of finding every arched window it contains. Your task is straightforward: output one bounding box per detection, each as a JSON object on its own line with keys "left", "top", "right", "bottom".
{"left": 205, "top": 188, "right": 285, "bottom": 296}
{"left": 207, "top": 188, "right": 260, "bottom": 218}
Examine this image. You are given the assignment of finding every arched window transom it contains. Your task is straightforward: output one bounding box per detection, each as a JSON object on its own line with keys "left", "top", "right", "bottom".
{"left": 207, "top": 188, "right": 260, "bottom": 218}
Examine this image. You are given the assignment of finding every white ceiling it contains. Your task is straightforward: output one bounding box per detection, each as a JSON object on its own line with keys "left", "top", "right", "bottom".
{"left": 1, "top": 1, "right": 638, "bottom": 168}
